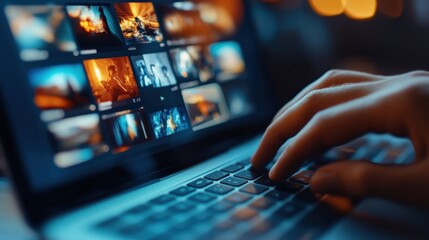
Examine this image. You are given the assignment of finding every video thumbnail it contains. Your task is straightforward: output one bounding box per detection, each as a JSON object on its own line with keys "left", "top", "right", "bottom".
{"left": 66, "top": 5, "right": 124, "bottom": 50}
{"left": 170, "top": 45, "right": 214, "bottom": 83}
{"left": 149, "top": 107, "right": 190, "bottom": 139}
{"left": 181, "top": 83, "right": 230, "bottom": 130}
{"left": 223, "top": 84, "right": 254, "bottom": 118}
{"left": 137, "top": 52, "right": 177, "bottom": 88}
{"left": 114, "top": 2, "right": 163, "bottom": 45}
{"left": 47, "top": 114, "right": 107, "bottom": 168}
{"left": 29, "top": 64, "right": 92, "bottom": 111}
{"left": 103, "top": 109, "right": 150, "bottom": 153}
{"left": 210, "top": 41, "right": 245, "bottom": 82}
{"left": 159, "top": 1, "right": 243, "bottom": 45}
{"left": 5, "top": 5, "right": 77, "bottom": 61}
{"left": 84, "top": 57, "right": 140, "bottom": 105}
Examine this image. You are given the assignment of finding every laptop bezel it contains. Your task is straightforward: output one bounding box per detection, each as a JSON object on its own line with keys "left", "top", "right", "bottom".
{"left": 0, "top": 0, "right": 279, "bottom": 229}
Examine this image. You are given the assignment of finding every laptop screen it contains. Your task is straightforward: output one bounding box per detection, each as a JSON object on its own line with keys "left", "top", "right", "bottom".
{"left": 0, "top": 0, "right": 275, "bottom": 197}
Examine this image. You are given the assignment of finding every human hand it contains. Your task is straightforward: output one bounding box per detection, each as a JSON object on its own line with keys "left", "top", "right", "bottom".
{"left": 251, "top": 70, "right": 429, "bottom": 208}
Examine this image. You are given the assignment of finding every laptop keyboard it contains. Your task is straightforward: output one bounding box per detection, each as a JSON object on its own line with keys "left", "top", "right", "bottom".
{"left": 95, "top": 159, "right": 329, "bottom": 240}
{"left": 94, "top": 134, "right": 415, "bottom": 240}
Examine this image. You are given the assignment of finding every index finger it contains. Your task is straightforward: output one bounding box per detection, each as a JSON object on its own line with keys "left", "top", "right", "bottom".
{"left": 269, "top": 96, "right": 394, "bottom": 181}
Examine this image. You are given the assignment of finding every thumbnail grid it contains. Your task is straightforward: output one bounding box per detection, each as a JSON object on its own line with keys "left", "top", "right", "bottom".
{"left": 9, "top": 1, "right": 252, "bottom": 169}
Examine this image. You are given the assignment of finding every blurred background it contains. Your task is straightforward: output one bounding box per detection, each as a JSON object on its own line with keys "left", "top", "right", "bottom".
{"left": 250, "top": 0, "right": 429, "bottom": 103}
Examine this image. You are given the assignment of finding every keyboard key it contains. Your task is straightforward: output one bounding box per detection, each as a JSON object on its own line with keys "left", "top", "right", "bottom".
{"left": 150, "top": 195, "right": 175, "bottom": 205}
{"left": 289, "top": 170, "right": 314, "bottom": 185}
{"left": 170, "top": 186, "right": 196, "bottom": 196}
{"left": 255, "top": 176, "right": 278, "bottom": 187}
{"left": 206, "top": 184, "right": 234, "bottom": 195}
{"left": 293, "top": 188, "right": 319, "bottom": 203}
{"left": 215, "top": 219, "right": 236, "bottom": 231}
{"left": 147, "top": 212, "right": 170, "bottom": 222}
{"left": 208, "top": 201, "right": 234, "bottom": 213}
{"left": 221, "top": 177, "right": 247, "bottom": 187}
{"left": 117, "top": 223, "right": 144, "bottom": 236}
{"left": 123, "top": 204, "right": 150, "bottom": 215}
{"left": 276, "top": 181, "right": 304, "bottom": 193}
{"left": 275, "top": 201, "right": 306, "bottom": 217}
{"left": 168, "top": 202, "right": 194, "bottom": 213}
{"left": 265, "top": 190, "right": 290, "bottom": 201}
{"left": 245, "top": 218, "right": 279, "bottom": 236}
{"left": 233, "top": 207, "right": 258, "bottom": 221}
{"left": 221, "top": 164, "right": 244, "bottom": 173}
{"left": 240, "top": 183, "right": 269, "bottom": 195}
{"left": 225, "top": 192, "right": 252, "bottom": 204}
{"left": 204, "top": 171, "right": 229, "bottom": 181}
{"left": 189, "top": 192, "right": 217, "bottom": 203}
{"left": 97, "top": 216, "right": 123, "bottom": 229}
{"left": 249, "top": 197, "right": 276, "bottom": 210}
{"left": 189, "top": 211, "right": 215, "bottom": 222}
{"left": 187, "top": 178, "right": 213, "bottom": 188}
{"left": 236, "top": 159, "right": 251, "bottom": 166}
{"left": 234, "top": 170, "right": 261, "bottom": 180}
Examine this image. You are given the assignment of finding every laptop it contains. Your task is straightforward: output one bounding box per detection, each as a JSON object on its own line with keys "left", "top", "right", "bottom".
{"left": 0, "top": 0, "right": 428, "bottom": 239}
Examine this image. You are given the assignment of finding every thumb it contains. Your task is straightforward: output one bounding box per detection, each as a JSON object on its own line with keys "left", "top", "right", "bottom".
{"left": 309, "top": 160, "right": 429, "bottom": 208}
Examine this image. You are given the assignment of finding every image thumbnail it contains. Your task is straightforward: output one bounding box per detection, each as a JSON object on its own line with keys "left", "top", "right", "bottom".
{"left": 84, "top": 57, "right": 140, "bottom": 105}
{"left": 130, "top": 55, "right": 155, "bottom": 89}
{"left": 48, "top": 114, "right": 102, "bottom": 151}
{"left": 210, "top": 41, "right": 245, "bottom": 82}
{"left": 141, "top": 52, "right": 177, "bottom": 88}
{"left": 29, "top": 64, "right": 91, "bottom": 111}
{"left": 47, "top": 114, "right": 107, "bottom": 168}
{"left": 223, "top": 84, "right": 254, "bottom": 118}
{"left": 103, "top": 109, "right": 150, "bottom": 153}
{"left": 66, "top": 5, "right": 123, "bottom": 50}
{"left": 170, "top": 45, "right": 214, "bottom": 83}
{"left": 5, "top": 5, "right": 77, "bottom": 60}
{"left": 159, "top": 1, "right": 243, "bottom": 45}
{"left": 182, "top": 83, "right": 230, "bottom": 130}
{"left": 150, "top": 107, "right": 190, "bottom": 139}
{"left": 114, "top": 2, "right": 163, "bottom": 45}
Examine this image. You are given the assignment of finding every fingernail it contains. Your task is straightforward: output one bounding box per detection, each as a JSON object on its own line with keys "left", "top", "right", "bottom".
{"left": 310, "top": 172, "right": 336, "bottom": 193}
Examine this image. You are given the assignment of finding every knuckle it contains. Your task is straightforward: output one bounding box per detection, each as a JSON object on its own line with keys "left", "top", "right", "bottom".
{"left": 406, "top": 70, "right": 429, "bottom": 79}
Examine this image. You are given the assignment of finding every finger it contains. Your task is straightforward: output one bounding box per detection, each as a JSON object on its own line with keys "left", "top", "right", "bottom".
{"left": 310, "top": 160, "right": 429, "bottom": 208}
{"left": 273, "top": 70, "right": 384, "bottom": 121}
{"left": 252, "top": 82, "right": 375, "bottom": 168}
{"left": 268, "top": 95, "right": 407, "bottom": 181}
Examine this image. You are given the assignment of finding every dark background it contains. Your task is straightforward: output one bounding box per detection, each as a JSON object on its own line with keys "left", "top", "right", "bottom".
{"left": 250, "top": 0, "right": 429, "bottom": 104}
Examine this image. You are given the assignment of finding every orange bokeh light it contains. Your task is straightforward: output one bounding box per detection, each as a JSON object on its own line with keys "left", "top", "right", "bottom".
{"left": 308, "top": 0, "right": 345, "bottom": 17}
{"left": 308, "top": 0, "right": 380, "bottom": 20}
{"left": 344, "top": 0, "right": 377, "bottom": 20}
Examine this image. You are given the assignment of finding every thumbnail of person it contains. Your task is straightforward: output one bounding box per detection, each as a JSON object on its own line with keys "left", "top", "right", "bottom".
{"left": 66, "top": 5, "right": 124, "bottom": 50}
{"left": 142, "top": 52, "right": 177, "bottom": 88}
{"left": 5, "top": 5, "right": 77, "bottom": 61}
{"left": 114, "top": 2, "right": 164, "bottom": 45}
{"left": 47, "top": 113, "right": 107, "bottom": 168}
{"left": 149, "top": 107, "right": 190, "bottom": 139}
{"left": 84, "top": 57, "right": 140, "bottom": 106}
{"left": 210, "top": 41, "right": 246, "bottom": 82}
{"left": 170, "top": 45, "right": 215, "bottom": 83}
{"left": 103, "top": 109, "right": 151, "bottom": 153}
{"left": 130, "top": 55, "right": 155, "bottom": 88}
{"left": 159, "top": 1, "right": 243, "bottom": 46}
{"left": 181, "top": 83, "right": 230, "bottom": 130}
{"left": 29, "top": 64, "right": 92, "bottom": 112}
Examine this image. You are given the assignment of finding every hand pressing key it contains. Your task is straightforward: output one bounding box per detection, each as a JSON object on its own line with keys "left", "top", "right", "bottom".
{"left": 251, "top": 70, "right": 429, "bottom": 208}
